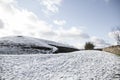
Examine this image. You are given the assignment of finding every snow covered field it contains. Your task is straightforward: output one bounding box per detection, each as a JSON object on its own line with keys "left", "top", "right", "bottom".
{"left": 0, "top": 36, "right": 78, "bottom": 54}
{"left": 0, "top": 50, "right": 120, "bottom": 80}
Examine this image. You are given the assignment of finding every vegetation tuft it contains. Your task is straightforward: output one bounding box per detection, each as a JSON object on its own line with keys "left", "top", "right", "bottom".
{"left": 85, "top": 42, "right": 95, "bottom": 50}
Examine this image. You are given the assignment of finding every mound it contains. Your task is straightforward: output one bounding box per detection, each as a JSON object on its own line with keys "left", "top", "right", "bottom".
{"left": 0, "top": 36, "right": 79, "bottom": 54}
{"left": 0, "top": 50, "right": 120, "bottom": 80}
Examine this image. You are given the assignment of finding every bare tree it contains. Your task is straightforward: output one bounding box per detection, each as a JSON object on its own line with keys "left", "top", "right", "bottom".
{"left": 112, "top": 27, "right": 120, "bottom": 45}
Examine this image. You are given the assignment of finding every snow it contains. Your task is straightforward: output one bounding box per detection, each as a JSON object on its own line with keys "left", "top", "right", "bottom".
{"left": 0, "top": 36, "right": 74, "bottom": 48}
{"left": 0, "top": 36, "right": 76, "bottom": 54}
{"left": 38, "top": 38, "right": 75, "bottom": 48}
{"left": 0, "top": 36, "right": 53, "bottom": 48}
{"left": 0, "top": 50, "right": 120, "bottom": 80}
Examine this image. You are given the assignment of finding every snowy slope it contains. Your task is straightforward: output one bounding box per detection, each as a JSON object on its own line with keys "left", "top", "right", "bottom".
{"left": 0, "top": 36, "right": 51, "bottom": 48}
{"left": 0, "top": 36, "right": 78, "bottom": 54}
{"left": 0, "top": 36, "right": 74, "bottom": 48}
{"left": 0, "top": 50, "right": 120, "bottom": 80}
{"left": 38, "top": 38, "right": 75, "bottom": 48}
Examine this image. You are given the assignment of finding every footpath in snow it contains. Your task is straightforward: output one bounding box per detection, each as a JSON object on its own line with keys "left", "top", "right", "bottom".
{"left": 0, "top": 50, "right": 120, "bottom": 80}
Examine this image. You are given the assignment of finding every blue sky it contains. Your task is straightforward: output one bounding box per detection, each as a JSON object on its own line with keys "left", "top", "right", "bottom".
{"left": 0, "top": 0, "right": 120, "bottom": 48}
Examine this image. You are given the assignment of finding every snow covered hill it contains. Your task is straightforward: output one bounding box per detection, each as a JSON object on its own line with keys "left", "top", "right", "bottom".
{"left": 0, "top": 50, "right": 120, "bottom": 80}
{"left": 0, "top": 36, "right": 79, "bottom": 54}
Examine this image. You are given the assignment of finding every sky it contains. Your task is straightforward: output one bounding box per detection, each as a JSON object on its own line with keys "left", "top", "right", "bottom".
{"left": 0, "top": 0, "right": 120, "bottom": 49}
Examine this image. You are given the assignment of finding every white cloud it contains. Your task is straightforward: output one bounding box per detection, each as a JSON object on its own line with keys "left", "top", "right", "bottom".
{"left": 108, "top": 30, "right": 120, "bottom": 45}
{"left": 108, "top": 31, "right": 120, "bottom": 39}
{"left": 56, "top": 27, "right": 89, "bottom": 39}
{"left": 38, "top": 0, "right": 62, "bottom": 14}
{"left": 90, "top": 37, "right": 110, "bottom": 48}
{"left": 53, "top": 20, "right": 66, "bottom": 26}
{"left": 0, "top": 0, "right": 15, "bottom": 4}
{"left": 108, "top": 32, "right": 114, "bottom": 39}
{"left": 0, "top": 19, "right": 4, "bottom": 29}
{"left": 0, "top": 0, "right": 54, "bottom": 37}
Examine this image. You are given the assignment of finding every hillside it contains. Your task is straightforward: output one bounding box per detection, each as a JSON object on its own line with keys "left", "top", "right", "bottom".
{"left": 103, "top": 45, "right": 120, "bottom": 55}
{"left": 0, "top": 36, "right": 79, "bottom": 54}
{"left": 0, "top": 50, "right": 120, "bottom": 80}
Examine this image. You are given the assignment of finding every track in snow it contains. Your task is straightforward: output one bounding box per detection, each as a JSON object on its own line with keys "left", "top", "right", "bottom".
{"left": 0, "top": 50, "right": 120, "bottom": 80}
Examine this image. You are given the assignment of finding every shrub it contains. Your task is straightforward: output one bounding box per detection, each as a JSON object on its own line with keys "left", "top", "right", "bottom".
{"left": 85, "top": 42, "right": 95, "bottom": 50}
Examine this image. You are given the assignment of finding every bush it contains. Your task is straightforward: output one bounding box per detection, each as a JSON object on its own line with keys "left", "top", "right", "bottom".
{"left": 85, "top": 42, "right": 95, "bottom": 50}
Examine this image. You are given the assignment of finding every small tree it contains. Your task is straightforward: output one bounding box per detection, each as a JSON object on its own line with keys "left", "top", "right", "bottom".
{"left": 85, "top": 42, "right": 95, "bottom": 50}
{"left": 112, "top": 27, "right": 120, "bottom": 45}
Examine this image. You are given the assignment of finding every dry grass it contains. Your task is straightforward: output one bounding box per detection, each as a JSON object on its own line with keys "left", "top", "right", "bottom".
{"left": 103, "top": 45, "right": 120, "bottom": 56}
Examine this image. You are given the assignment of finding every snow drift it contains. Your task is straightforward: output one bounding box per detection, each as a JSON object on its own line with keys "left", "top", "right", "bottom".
{"left": 0, "top": 36, "right": 79, "bottom": 54}
{"left": 0, "top": 50, "right": 120, "bottom": 80}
